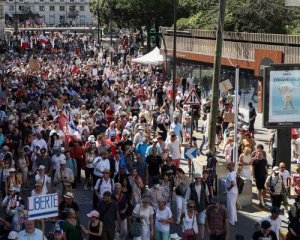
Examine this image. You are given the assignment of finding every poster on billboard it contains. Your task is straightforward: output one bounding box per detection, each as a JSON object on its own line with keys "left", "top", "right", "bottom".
{"left": 286, "top": 0, "right": 300, "bottom": 6}
{"left": 263, "top": 64, "right": 300, "bottom": 128}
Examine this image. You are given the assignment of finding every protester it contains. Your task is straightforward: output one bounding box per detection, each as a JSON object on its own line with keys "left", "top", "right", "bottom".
{"left": 252, "top": 220, "right": 277, "bottom": 240}
{"left": 226, "top": 162, "right": 238, "bottom": 226}
{"left": 81, "top": 210, "right": 102, "bottom": 240}
{"left": 154, "top": 197, "right": 173, "bottom": 240}
{"left": 18, "top": 220, "right": 47, "bottom": 239}
{"left": 252, "top": 149, "right": 268, "bottom": 207}
{"left": 205, "top": 196, "right": 229, "bottom": 240}
{"left": 185, "top": 173, "right": 209, "bottom": 240}
{"left": 265, "top": 166, "right": 285, "bottom": 209}
{"left": 180, "top": 200, "right": 199, "bottom": 240}
{"left": 255, "top": 207, "right": 281, "bottom": 240}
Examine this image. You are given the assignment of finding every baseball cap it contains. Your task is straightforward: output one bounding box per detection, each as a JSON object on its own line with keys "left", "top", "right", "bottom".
{"left": 194, "top": 173, "right": 202, "bottom": 179}
{"left": 271, "top": 207, "right": 280, "bottom": 215}
{"left": 87, "top": 210, "right": 100, "bottom": 218}
{"left": 8, "top": 231, "right": 18, "bottom": 239}
{"left": 54, "top": 227, "right": 64, "bottom": 234}
{"left": 272, "top": 166, "right": 280, "bottom": 173}
{"left": 39, "top": 165, "right": 46, "bottom": 170}
{"left": 60, "top": 159, "right": 66, "bottom": 165}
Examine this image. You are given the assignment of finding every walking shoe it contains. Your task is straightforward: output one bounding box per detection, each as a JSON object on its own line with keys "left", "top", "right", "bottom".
{"left": 84, "top": 184, "right": 88, "bottom": 190}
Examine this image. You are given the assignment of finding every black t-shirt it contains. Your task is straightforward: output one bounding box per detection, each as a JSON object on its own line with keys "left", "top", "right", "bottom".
{"left": 112, "top": 193, "right": 127, "bottom": 220}
{"left": 98, "top": 200, "right": 118, "bottom": 228}
{"left": 251, "top": 229, "right": 277, "bottom": 240}
{"left": 146, "top": 154, "right": 163, "bottom": 176}
{"left": 97, "top": 118, "right": 108, "bottom": 133}
{"left": 118, "top": 139, "right": 133, "bottom": 152}
{"left": 131, "top": 107, "right": 139, "bottom": 117}
{"left": 161, "top": 164, "right": 177, "bottom": 178}
{"left": 252, "top": 158, "right": 268, "bottom": 179}
{"left": 156, "top": 89, "right": 164, "bottom": 102}
{"left": 59, "top": 201, "right": 80, "bottom": 220}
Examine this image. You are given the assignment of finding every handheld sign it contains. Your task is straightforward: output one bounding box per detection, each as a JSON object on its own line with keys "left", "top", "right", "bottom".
{"left": 27, "top": 193, "right": 59, "bottom": 220}
{"left": 184, "top": 89, "right": 201, "bottom": 106}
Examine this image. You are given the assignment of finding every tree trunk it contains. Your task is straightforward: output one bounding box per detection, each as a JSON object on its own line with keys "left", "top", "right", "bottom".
{"left": 146, "top": 25, "right": 151, "bottom": 53}
{"left": 139, "top": 26, "right": 144, "bottom": 47}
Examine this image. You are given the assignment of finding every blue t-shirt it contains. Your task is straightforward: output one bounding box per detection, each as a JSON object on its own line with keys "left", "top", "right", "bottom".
{"left": 135, "top": 143, "right": 149, "bottom": 162}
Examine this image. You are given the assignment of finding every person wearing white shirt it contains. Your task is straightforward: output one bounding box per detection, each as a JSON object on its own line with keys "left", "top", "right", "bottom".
{"left": 31, "top": 181, "right": 48, "bottom": 196}
{"left": 279, "top": 162, "right": 291, "bottom": 217}
{"left": 35, "top": 165, "right": 51, "bottom": 193}
{"left": 94, "top": 169, "right": 114, "bottom": 200}
{"left": 154, "top": 197, "right": 173, "bottom": 240}
{"left": 93, "top": 153, "right": 110, "bottom": 179}
{"left": 31, "top": 133, "right": 48, "bottom": 151}
{"left": 18, "top": 220, "right": 47, "bottom": 240}
{"left": 226, "top": 162, "right": 238, "bottom": 225}
{"left": 255, "top": 207, "right": 282, "bottom": 240}
{"left": 51, "top": 151, "right": 66, "bottom": 171}
{"left": 166, "top": 131, "right": 181, "bottom": 168}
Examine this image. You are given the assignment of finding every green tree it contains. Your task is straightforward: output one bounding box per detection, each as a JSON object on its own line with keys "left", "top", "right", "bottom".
{"left": 177, "top": 0, "right": 300, "bottom": 34}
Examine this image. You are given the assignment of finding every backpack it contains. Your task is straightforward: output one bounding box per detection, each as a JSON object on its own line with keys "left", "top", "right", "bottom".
{"left": 236, "top": 174, "right": 244, "bottom": 195}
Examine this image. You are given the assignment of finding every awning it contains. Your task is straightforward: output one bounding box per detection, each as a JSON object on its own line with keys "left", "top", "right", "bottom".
{"left": 132, "top": 47, "right": 165, "bottom": 65}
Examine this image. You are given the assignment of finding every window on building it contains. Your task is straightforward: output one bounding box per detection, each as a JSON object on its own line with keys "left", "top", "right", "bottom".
{"left": 70, "top": 0, "right": 74, "bottom": 2}
{"left": 9, "top": 5, "right": 14, "bottom": 12}
{"left": 19, "top": 0, "right": 23, "bottom": 2}
{"left": 80, "top": 0, "right": 84, "bottom": 2}
{"left": 60, "top": 15, "right": 65, "bottom": 23}
{"left": 40, "top": 0, "right": 44, "bottom": 2}
{"left": 49, "top": 6, "right": 55, "bottom": 11}
{"left": 60, "top": 0, "right": 64, "bottom": 2}
{"left": 79, "top": 6, "right": 84, "bottom": 11}
{"left": 0, "top": 6, "right": 3, "bottom": 19}
{"left": 19, "top": 6, "right": 25, "bottom": 11}
{"left": 59, "top": 6, "right": 65, "bottom": 11}
{"left": 9, "top": 0, "right": 13, "bottom": 2}
{"left": 39, "top": 6, "right": 45, "bottom": 11}
{"left": 50, "top": 0, "right": 54, "bottom": 2}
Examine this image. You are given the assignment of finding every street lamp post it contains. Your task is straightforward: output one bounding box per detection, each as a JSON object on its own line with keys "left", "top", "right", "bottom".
{"left": 172, "top": 0, "right": 177, "bottom": 109}
{"left": 109, "top": 0, "right": 113, "bottom": 62}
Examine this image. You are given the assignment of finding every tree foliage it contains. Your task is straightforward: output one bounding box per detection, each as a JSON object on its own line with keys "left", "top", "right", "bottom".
{"left": 177, "top": 0, "right": 300, "bottom": 34}
{"left": 89, "top": 0, "right": 174, "bottom": 30}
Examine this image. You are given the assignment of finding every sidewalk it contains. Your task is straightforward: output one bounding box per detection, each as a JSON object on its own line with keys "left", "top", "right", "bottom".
{"left": 180, "top": 108, "right": 295, "bottom": 239}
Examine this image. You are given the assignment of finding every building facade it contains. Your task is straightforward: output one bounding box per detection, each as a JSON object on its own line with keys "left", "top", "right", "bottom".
{"left": 0, "top": 0, "right": 5, "bottom": 36}
{"left": 5, "top": 0, "right": 96, "bottom": 25}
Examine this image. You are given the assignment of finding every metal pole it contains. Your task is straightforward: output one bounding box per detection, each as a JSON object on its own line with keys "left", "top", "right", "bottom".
{"left": 97, "top": 1, "right": 100, "bottom": 43}
{"left": 109, "top": 0, "right": 113, "bottom": 62}
{"left": 172, "top": 0, "right": 177, "bottom": 109}
{"left": 233, "top": 66, "right": 239, "bottom": 172}
{"left": 207, "top": 0, "right": 227, "bottom": 155}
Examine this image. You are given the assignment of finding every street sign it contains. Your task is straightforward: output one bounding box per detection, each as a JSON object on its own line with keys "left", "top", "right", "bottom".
{"left": 184, "top": 89, "right": 201, "bottom": 105}
{"left": 27, "top": 193, "right": 59, "bottom": 220}
{"left": 184, "top": 147, "right": 197, "bottom": 160}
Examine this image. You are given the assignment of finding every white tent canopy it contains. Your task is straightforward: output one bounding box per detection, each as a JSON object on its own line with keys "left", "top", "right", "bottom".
{"left": 132, "top": 47, "right": 165, "bottom": 65}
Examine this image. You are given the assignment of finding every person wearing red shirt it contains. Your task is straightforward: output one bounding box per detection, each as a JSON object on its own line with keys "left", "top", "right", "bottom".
{"left": 69, "top": 141, "right": 84, "bottom": 183}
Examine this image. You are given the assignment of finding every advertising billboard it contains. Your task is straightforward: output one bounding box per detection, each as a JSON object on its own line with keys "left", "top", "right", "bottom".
{"left": 263, "top": 64, "right": 300, "bottom": 128}
{"left": 286, "top": 0, "right": 300, "bottom": 6}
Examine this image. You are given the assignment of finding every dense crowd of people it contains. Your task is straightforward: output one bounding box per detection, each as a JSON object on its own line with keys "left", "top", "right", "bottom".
{"left": 0, "top": 29, "right": 299, "bottom": 240}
